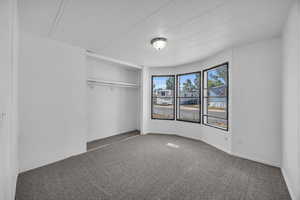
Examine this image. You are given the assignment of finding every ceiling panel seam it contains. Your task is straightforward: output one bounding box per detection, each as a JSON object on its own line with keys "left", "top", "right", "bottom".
{"left": 99, "top": 0, "right": 175, "bottom": 50}
{"left": 48, "top": 0, "right": 69, "bottom": 36}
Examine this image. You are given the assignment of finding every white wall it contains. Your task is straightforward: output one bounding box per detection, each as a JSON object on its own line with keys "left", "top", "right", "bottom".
{"left": 18, "top": 32, "right": 87, "bottom": 172}
{"left": 231, "top": 38, "right": 282, "bottom": 167}
{"left": 282, "top": 1, "right": 300, "bottom": 199}
{"left": 0, "top": 0, "right": 19, "bottom": 199}
{"left": 142, "top": 37, "right": 282, "bottom": 166}
{"left": 87, "top": 57, "right": 140, "bottom": 142}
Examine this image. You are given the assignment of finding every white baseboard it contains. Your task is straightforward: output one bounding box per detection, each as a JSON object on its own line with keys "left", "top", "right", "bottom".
{"left": 281, "top": 168, "right": 297, "bottom": 200}
{"left": 231, "top": 152, "right": 280, "bottom": 168}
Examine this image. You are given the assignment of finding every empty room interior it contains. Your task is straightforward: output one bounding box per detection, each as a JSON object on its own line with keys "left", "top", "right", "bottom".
{"left": 1, "top": 0, "right": 300, "bottom": 199}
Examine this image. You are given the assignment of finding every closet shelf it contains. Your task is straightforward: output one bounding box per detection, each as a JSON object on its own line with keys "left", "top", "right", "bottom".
{"left": 87, "top": 78, "right": 139, "bottom": 88}
{"left": 86, "top": 51, "right": 142, "bottom": 70}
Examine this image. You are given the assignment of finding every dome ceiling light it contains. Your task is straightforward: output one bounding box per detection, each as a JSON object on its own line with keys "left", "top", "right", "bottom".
{"left": 151, "top": 37, "right": 167, "bottom": 50}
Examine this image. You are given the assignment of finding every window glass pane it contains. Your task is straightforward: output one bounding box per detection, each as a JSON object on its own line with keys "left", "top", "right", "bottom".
{"left": 207, "top": 65, "right": 227, "bottom": 88}
{"left": 203, "top": 64, "right": 228, "bottom": 130}
{"left": 204, "top": 116, "right": 228, "bottom": 129}
{"left": 177, "top": 98, "right": 200, "bottom": 122}
{"left": 207, "top": 98, "right": 227, "bottom": 119}
{"left": 177, "top": 72, "right": 201, "bottom": 123}
{"left": 178, "top": 73, "right": 200, "bottom": 97}
{"left": 152, "top": 98, "right": 174, "bottom": 119}
{"left": 152, "top": 76, "right": 174, "bottom": 97}
{"left": 207, "top": 86, "right": 227, "bottom": 97}
{"left": 152, "top": 76, "right": 175, "bottom": 120}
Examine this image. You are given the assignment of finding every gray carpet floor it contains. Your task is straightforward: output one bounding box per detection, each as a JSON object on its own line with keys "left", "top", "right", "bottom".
{"left": 87, "top": 130, "right": 140, "bottom": 151}
{"left": 16, "top": 134, "right": 291, "bottom": 200}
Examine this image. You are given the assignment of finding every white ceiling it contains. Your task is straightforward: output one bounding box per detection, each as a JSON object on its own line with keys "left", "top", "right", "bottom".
{"left": 19, "top": 0, "right": 293, "bottom": 67}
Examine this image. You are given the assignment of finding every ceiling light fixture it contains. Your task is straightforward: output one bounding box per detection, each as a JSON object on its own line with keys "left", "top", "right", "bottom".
{"left": 151, "top": 37, "right": 167, "bottom": 50}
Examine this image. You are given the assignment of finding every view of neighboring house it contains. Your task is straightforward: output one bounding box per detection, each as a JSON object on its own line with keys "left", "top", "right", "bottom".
{"left": 153, "top": 85, "right": 226, "bottom": 109}
{"left": 153, "top": 89, "right": 174, "bottom": 105}
{"left": 180, "top": 89, "right": 199, "bottom": 97}
{"left": 208, "top": 85, "right": 227, "bottom": 109}
{"left": 179, "top": 88, "right": 199, "bottom": 105}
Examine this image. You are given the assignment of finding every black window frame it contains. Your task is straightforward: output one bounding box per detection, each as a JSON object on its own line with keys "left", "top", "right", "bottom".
{"left": 151, "top": 75, "right": 176, "bottom": 120}
{"left": 176, "top": 71, "right": 201, "bottom": 124}
{"left": 202, "top": 62, "right": 229, "bottom": 131}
